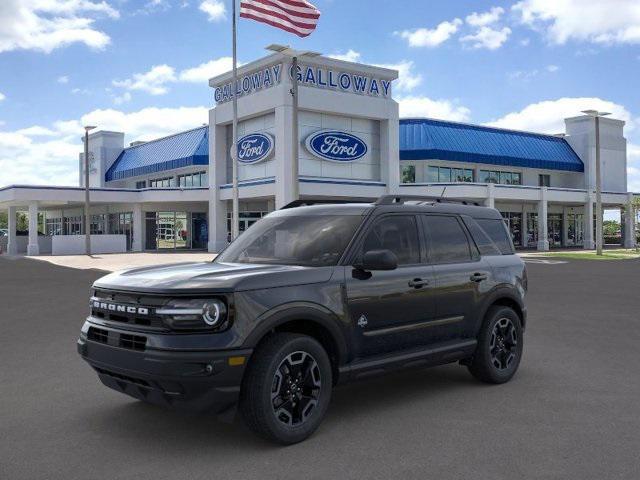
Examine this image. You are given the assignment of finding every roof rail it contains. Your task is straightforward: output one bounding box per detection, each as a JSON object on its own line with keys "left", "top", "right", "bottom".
{"left": 374, "top": 195, "right": 481, "bottom": 207}
{"left": 280, "top": 198, "right": 372, "bottom": 209}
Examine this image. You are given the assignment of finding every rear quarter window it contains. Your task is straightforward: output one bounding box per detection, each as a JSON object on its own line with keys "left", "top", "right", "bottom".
{"left": 475, "top": 218, "right": 515, "bottom": 255}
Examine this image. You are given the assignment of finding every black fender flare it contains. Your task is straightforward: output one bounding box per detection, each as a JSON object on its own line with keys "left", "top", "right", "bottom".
{"left": 475, "top": 286, "right": 526, "bottom": 334}
{"left": 242, "top": 302, "right": 349, "bottom": 366}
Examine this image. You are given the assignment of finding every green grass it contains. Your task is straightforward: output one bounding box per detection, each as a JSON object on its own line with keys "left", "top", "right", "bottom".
{"left": 540, "top": 249, "right": 640, "bottom": 260}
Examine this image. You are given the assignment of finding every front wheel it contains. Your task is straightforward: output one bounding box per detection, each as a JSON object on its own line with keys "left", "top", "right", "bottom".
{"left": 240, "top": 333, "right": 332, "bottom": 444}
{"left": 467, "top": 306, "right": 523, "bottom": 384}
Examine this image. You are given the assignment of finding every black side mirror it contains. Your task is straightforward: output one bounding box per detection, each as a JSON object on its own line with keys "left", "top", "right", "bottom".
{"left": 356, "top": 249, "right": 398, "bottom": 271}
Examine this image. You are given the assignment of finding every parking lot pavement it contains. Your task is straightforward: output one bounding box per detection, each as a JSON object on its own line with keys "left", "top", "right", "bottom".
{"left": 1, "top": 256, "right": 639, "bottom": 480}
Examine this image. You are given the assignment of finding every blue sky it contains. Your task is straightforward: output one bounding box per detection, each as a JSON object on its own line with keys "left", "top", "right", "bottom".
{"left": 1, "top": 0, "right": 639, "bottom": 194}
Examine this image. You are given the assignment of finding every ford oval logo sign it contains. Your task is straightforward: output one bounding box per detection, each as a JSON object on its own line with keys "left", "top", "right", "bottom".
{"left": 305, "top": 130, "right": 367, "bottom": 162}
{"left": 234, "top": 133, "right": 274, "bottom": 164}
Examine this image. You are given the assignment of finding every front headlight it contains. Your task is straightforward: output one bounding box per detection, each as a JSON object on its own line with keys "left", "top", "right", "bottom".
{"left": 156, "top": 298, "right": 228, "bottom": 330}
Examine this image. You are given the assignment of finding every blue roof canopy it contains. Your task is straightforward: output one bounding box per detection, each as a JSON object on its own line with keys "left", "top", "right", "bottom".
{"left": 105, "top": 126, "right": 209, "bottom": 182}
{"left": 399, "top": 118, "right": 584, "bottom": 172}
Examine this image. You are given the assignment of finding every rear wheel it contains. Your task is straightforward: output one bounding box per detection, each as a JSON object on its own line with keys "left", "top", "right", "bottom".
{"left": 468, "top": 306, "right": 523, "bottom": 384}
{"left": 240, "top": 333, "right": 332, "bottom": 444}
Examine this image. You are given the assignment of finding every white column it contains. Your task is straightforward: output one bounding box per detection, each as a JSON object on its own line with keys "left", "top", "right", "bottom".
{"left": 624, "top": 193, "right": 636, "bottom": 248}
{"left": 27, "top": 203, "right": 40, "bottom": 256}
{"left": 381, "top": 111, "right": 400, "bottom": 195}
{"left": 537, "top": 187, "right": 549, "bottom": 251}
{"left": 7, "top": 206, "right": 18, "bottom": 255}
{"left": 484, "top": 183, "right": 495, "bottom": 209}
{"left": 274, "top": 103, "right": 295, "bottom": 208}
{"left": 132, "top": 204, "right": 143, "bottom": 252}
{"left": 208, "top": 117, "right": 231, "bottom": 253}
{"left": 584, "top": 195, "right": 595, "bottom": 249}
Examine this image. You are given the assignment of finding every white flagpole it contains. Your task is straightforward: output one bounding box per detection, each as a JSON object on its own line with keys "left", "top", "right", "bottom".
{"left": 231, "top": 0, "right": 240, "bottom": 241}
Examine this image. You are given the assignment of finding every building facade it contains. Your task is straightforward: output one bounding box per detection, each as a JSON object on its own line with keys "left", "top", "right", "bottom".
{"left": 0, "top": 52, "right": 637, "bottom": 255}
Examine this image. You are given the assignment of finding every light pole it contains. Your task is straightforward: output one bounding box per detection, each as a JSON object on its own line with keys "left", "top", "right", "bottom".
{"left": 83, "top": 125, "right": 96, "bottom": 255}
{"left": 266, "top": 44, "right": 320, "bottom": 202}
{"left": 581, "top": 110, "right": 610, "bottom": 255}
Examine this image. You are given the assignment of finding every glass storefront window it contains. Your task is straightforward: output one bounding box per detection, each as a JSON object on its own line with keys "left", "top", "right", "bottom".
{"left": 526, "top": 213, "right": 538, "bottom": 248}
{"left": 567, "top": 213, "right": 584, "bottom": 246}
{"left": 480, "top": 170, "right": 521, "bottom": 185}
{"left": 426, "top": 166, "right": 473, "bottom": 183}
{"left": 501, "top": 212, "right": 523, "bottom": 247}
{"left": 401, "top": 165, "right": 416, "bottom": 184}
{"left": 145, "top": 211, "right": 207, "bottom": 250}
{"left": 548, "top": 214, "right": 563, "bottom": 247}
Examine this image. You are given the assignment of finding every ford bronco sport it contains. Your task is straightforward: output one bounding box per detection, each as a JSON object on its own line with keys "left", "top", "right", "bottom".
{"left": 78, "top": 195, "right": 527, "bottom": 444}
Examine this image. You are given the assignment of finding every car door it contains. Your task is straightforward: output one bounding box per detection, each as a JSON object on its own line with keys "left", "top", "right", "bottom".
{"left": 422, "top": 214, "right": 491, "bottom": 341}
{"left": 344, "top": 214, "right": 436, "bottom": 357}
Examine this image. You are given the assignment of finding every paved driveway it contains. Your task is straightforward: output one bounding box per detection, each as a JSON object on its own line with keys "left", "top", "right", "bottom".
{"left": 1, "top": 256, "right": 639, "bottom": 479}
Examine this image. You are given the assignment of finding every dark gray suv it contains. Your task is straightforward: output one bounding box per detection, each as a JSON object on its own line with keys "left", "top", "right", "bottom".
{"left": 78, "top": 195, "right": 527, "bottom": 444}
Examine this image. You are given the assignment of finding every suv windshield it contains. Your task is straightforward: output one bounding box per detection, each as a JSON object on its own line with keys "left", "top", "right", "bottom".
{"left": 216, "top": 214, "right": 364, "bottom": 267}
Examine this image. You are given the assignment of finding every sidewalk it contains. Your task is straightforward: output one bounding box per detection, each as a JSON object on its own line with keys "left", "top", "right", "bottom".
{"left": 17, "top": 252, "right": 215, "bottom": 272}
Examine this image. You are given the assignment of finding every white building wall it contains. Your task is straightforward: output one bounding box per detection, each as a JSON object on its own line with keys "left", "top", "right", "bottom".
{"left": 80, "top": 131, "right": 125, "bottom": 188}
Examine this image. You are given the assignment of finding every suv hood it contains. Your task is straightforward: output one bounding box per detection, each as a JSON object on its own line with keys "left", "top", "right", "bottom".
{"left": 93, "top": 261, "right": 334, "bottom": 294}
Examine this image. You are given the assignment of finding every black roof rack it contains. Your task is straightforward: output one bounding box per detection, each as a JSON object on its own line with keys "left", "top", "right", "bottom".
{"left": 280, "top": 198, "right": 374, "bottom": 209}
{"left": 374, "top": 195, "right": 481, "bottom": 207}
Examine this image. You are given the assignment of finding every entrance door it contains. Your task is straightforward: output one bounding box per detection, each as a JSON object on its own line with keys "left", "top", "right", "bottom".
{"left": 548, "top": 214, "right": 563, "bottom": 247}
{"left": 502, "top": 212, "right": 523, "bottom": 247}
{"left": 345, "top": 214, "right": 436, "bottom": 357}
{"left": 526, "top": 213, "right": 538, "bottom": 248}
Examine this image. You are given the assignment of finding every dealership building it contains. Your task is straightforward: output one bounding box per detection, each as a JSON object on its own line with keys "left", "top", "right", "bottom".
{"left": 0, "top": 52, "right": 637, "bottom": 255}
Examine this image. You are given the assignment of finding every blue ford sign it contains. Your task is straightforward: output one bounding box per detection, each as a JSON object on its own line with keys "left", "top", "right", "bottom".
{"left": 235, "top": 133, "right": 274, "bottom": 164}
{"left": 305, "top": 131, "right": 368, "bottom": 162}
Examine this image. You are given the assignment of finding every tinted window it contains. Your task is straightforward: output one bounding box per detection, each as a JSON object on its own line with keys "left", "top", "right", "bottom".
{"left": 463, "top": 217, "right": 501, "bottom": 256}
{"left": 216, "top": 215, "right": 363, "bottom": 267}
{"left": 423, "top": 215, "right": 472, "bottom": 264}
{"left": 361, "top": 216, "right": 420, "bottom": 265}
{"left": 476, "top": 218, "right": 514, "bottom": 254}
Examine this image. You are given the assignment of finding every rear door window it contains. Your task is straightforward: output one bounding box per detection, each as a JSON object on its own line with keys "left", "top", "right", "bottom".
{"left": 462, "top": 217, "right": 502, "bottom": 256}
{"left": 476, "top": 218, "right": 515, "bottom": 255}
{"left": 422, "top": 215, "right": 472, "bottom": 264}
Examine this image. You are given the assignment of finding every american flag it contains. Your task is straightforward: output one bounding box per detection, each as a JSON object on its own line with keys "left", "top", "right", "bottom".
{"left": 240, "top": 0, "right": 321, "bottom": 38}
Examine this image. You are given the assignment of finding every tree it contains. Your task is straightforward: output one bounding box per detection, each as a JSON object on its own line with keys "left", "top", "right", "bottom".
{"left": 0, "top": 211, "right": 6, "bottom": 230}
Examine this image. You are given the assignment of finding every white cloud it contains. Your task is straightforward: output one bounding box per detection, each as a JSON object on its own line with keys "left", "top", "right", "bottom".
{"left": 0, "top": 92, "right": 5, "bottom": 102}
{"left": 179, "top": 56, "right": 234, "bottom": 82}
{"left": 520, "top": 38, "right": 531, "bottom": 46}
{"left": 546, "top": 64, "right": 560, "bottom": 72}
{"left": 513, "top": 0, "right": 640, "bottom": 45}
{"left": 398, "top": 96, "right": 471, "bottom": 122}
{"left": 508, "top": 64, "right": 560, "bottom": 81}
{"left": 373, "top": 60, "right": 422, "bottom": 93}
{"left": 113, "top": 91, "right": 132, "bottom": 105}
{"left": 0, "top": 106, "right": 209, "bottom": 187}
{"left": 0, "top": 0, "right": 119, "bottom": 54}
{"left": 461, "top": 26, "right": 511, "bottom": 50}
{"left": 328, "top": 50, "right": 362, "bottom": 63}
{"left": 466, "top": 6, "right": 504, "bottom": 27}
{"left": 113, "top": 64, "right": 177, "bottom": 95}
{"left": 486, "top": 97, "right": 635, "bottom": 134}
{"left": 199, "top": 0, "right": 226, "bottom": 22}
{"left": 396, "top": 19, "right": 463, "bottom": 48}
{"left": 57, "top": 75, "right": 69, "bottom": 84}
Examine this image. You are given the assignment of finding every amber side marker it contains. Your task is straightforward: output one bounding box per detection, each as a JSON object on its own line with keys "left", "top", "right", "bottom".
{"left": 228, "top": 356, "right": 246, "bottom": 366}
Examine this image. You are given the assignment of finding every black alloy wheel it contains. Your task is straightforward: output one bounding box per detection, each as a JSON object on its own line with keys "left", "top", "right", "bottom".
{"left": 271, "top": 351, "right": 322, "bottom": 427}
{"left": 490, "top": 317, "right": 518, "bottom": 371}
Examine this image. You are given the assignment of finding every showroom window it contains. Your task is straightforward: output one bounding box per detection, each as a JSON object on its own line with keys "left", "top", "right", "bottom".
{"left": 479, "top": 170, "right": 522, "bottom": 185}
{"left": 427, "top": 166, "right": 474, "bottom": 183}
{"left": 178, "top": 171, "right": 208, "bottom": 188}
{"left": 149, "top": 177, "right": 175, "bottom": 188}
{"left": 401, "top": 165, "right": 416, "bottom": 183}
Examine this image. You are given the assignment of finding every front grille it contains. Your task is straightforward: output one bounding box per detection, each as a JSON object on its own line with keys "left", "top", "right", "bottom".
{"left": 91, "top": 290, "right": 168, "bottom": 330}
{"left": 86, "top": 326, "right": 147, "bottom": 352}
{"left": 119, "top": 333, "right": 146, "bottom": 351}
{"left": 87, "top": 327, "right": 108, "bottom": 344}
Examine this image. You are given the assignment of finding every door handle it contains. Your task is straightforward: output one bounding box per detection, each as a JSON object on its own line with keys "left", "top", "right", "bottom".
{"left": 408, "top": 278, "right": 429, "bottom": 288}
{"left": 470, "top": 272, "right": 488, "bottom": 282}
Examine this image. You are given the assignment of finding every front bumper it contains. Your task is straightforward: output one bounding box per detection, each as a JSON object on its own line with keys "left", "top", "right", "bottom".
{"left": 77, "top": 322, "right": 252, "bottom": 414}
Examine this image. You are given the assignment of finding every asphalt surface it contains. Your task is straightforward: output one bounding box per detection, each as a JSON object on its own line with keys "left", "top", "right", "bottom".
{"left": 1, "top": 256, "right": 639, "bottom": 480}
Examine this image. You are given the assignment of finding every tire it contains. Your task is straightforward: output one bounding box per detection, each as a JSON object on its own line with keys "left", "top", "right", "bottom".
{"left": 467, "top": 306, "right": 523, "bottom": 384}
{"left": 240, "top": 333, "right": 333, "bottom": 445}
